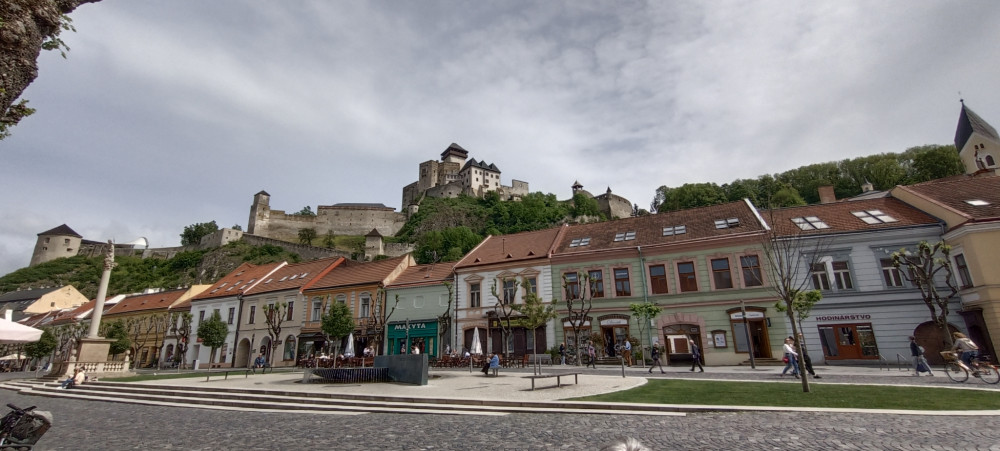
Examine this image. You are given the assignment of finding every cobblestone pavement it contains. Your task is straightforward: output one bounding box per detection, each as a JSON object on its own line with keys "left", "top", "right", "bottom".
{"left": 5, "top": 390, "right": 999, "bottom": 450}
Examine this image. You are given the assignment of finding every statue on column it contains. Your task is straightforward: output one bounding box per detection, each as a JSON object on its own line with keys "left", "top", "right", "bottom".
{"left": 104, "top": 240, "right": 117, "bottom": 271}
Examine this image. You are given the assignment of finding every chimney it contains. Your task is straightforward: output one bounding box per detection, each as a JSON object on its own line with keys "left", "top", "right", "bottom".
{"left": 818, "top": 185, "right": 836, "bottom": 204}
{"left": 861, "top": 180, "right": 874, "bottom": 193}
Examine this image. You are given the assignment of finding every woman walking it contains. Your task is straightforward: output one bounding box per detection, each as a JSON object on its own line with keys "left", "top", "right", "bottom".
{"left": 781, "top": 337, "right": 799, "bottom": 379}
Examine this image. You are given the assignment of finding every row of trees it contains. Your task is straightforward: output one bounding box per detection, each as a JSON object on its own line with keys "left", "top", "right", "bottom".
{"left": 652, "top": 145, "right": 963, "bottom": 212}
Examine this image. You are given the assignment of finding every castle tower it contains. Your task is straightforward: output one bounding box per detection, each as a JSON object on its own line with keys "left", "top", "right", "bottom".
{"left": 955, "top": 101, "right": 1000, "bottom": 174}
{"left": 248, "top": 190, "right": 270, "bottom": 235}
{"left": 30, "top": 224, "right": 83, "bottom": 267}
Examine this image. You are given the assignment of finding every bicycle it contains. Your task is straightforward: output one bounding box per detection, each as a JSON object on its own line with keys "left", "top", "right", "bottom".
{"left": 0, "top": 403, "right": 53, "bottom": 450}
{"left": 940, "top": 351, "right": 1000, "bottom": 384}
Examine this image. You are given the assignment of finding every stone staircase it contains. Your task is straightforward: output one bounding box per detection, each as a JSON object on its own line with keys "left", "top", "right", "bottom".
{"left": 0, "top": 379, "right": 685, "bottom": 417}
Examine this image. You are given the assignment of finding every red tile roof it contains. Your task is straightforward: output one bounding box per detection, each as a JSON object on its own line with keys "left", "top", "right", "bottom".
{"left": 456, "top": 227, "right": 565, "bottom": 269}
{"left": 765, "top": 197, "right": 941, "bottom": 236}
{"left": 192, "top": 262, "right": 285, "bottom": 301}
{"left": 894, "top": 175, "right": 1000, "bottom": 223}
{"left": 244, "top": 257, "right": 345, "bottom": 295}
{"left": 387, "top": 263, "right": 455, "bottom": 288}
{"left": 304, "top": 255, "right": 414, "bottom": 291}
{"left": 555, "top": 200, "right": 765, "bottom": 255}
{"left": 104, "top": 288, "right": 189, "bottom": 316}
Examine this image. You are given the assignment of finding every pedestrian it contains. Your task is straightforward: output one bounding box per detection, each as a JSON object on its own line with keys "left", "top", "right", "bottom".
{"left": 648, "top": 344, "right": 664, "bottom": 374}
{"left": 781, "top": 337, "right": 799, "bottom": 378}
{"left": 796, "top": 334, "right": 821, "bottom": 379}
{"left": 623, "top": 339, "right": 633, "bottom": 367}
{"left": 587, "top": 342, "right": 597, "bottom": 369}
{"left": 559, "top": 342, "right": 566, "bottom": 365}
{"left": 253, "top": 353, "right": 266, "bottom": 368}
{"left": 689, "top": 339, "right": 703, "bottom": 372}
{"left": 909, "top": 336, "right": 933, "bottom": 376}
{"left": 952, "top": 332, "right": 980, "bottom": 369}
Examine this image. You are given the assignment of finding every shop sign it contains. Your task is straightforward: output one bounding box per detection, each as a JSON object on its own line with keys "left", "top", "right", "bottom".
{"left": 729, "top": 311, "right": 764, "bottom": 320}
{"left": 814, "top": 314, "right": 872, "bottom": 321}
{"left": 601, "top": 318, "right": 628, "bottom": 326}
{"left": 392, "top": 322, "right": 429, "bottom": 331}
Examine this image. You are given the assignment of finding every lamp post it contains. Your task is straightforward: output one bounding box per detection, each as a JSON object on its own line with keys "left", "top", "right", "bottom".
{"left": 740, "top": 299, "right": 756, "bottom": 369}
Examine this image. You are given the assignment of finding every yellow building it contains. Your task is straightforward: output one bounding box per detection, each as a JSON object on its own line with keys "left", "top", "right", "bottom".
{"left": 102, "top": 286, "right": 210, "bottom": 366}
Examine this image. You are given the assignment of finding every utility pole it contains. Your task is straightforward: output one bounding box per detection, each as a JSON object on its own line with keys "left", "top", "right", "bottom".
{"left": 740, "top": 300, "right": 756, "bottom": 369}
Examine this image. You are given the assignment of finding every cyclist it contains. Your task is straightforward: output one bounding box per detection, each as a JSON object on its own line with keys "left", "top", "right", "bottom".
{"left": 952, "top": 332, "right": 980, "bottom": 371}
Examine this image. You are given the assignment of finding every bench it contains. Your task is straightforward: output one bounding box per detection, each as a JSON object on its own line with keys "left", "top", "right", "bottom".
{"left": 250, "top": 365, "right": 272, "bottom": 375}
{"left": 489, "top": 367, "right": 500, "bottom": 377}
{"left": 527, "top": 354, "right": 553, "bottom": 365}
{"left": 522, "top": 372, "right": 581, "bottom": 391}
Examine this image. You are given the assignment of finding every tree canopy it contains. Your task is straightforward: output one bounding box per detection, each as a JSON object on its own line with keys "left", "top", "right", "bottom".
{"left": 181, "top": 221, "right": 219, "bottom": 246}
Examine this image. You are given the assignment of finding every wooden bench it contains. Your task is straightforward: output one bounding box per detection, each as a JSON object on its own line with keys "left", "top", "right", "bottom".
{"left": 523, "top": 372, "right": 581, "bottom": 390}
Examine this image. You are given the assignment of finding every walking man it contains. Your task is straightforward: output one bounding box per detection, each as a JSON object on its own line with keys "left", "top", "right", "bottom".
{"left": 649, "top": 344, "right": 664, "bottom": 374}
{"left": 689, "top": 339, "right": 703, "bottom": 372}
{"left": 623, "top": 339, "right": 633, "bottom": 367}
{"left": 587, "top": 342, "right": 597, "bottom": 369}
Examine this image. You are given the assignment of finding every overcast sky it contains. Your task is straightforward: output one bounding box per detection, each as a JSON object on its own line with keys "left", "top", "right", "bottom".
{"left": 2, "top": 1, "right": 998, "bottom": 277}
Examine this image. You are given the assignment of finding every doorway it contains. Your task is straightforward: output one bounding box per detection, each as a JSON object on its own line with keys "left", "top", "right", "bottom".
{"left": 602, "top": 325, "right": 628, "bottom": 357}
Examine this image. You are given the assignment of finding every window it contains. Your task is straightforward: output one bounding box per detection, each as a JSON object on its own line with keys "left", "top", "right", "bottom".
{"left": 649, "top": 265, "right": 668, "bottom": 294}
{"left": 614, "top": 268, "right": 631, "bottom": 296}
{"left": 880, "top": 258, "right": 904, "bottom": 287}
{"left": 589, "top": 270, "right": 604, "bottom": 298}
{"left": 569, "top": 238, "right": 592, "bottom": 247}
{"left": 470, "top": 283, "right": 482, "bottom": 307}
{"left": 524, "top": 277, "right": 538, "bottom": 294}
{"left": 715, "top": 218, "right": 740, "bottom": 229}
{"left": 965, "top": 199, "right": 990, "bottom": 206}
{"left": 64, "top": 238, "right": 70, "bottom": 244}
{"left": 662, "top": 225, "right": 687, "bottom": 236}
{"left": 955, "top": 254, "right": 973, "bottom": 288}
{"left": 740, "top": 255, "right": 763, "bottom": 287}
{"left": 852, "top": 210, "right": 898, "bottom": 224}
{"left": 311, "top": 298, "right": 322, "bottom": 321}
{"left": 791, "top": 216, "right": 830, "bottom": 230}
{"left": 198, "top": 310, "right": 206, "bottom": 323}
{"left": 248, "top": 305, "right": 256, "bottom": 324}
{"left": 613, "top": 232, "right": 635, "bottom": 242}
{"left": 832, "top": 261, "right": 854, "bottom": 290}
{"left": 266, "top": 303, "right": 276, "bottom": 323}
{"left": 711, "top": 258, "right": 733, "bottom": 289}
{"left": 811, "top": 263, "right": 831, "bottom": 290}
{"left": 286, "top": 301, "right": 294, "bottom": 321}
{"left": 414, "top": 296, "right": 425, "bottom": 308}
{"left": 987, "top": 155, "right": 996, "bottom": 166}
{"left": 227, "top": 307, "right": 235, "bottom": 325}
{"left": 564, "top": 273, "right": 580, "bottom": 299}
{"left": 360, "top": 293, "right": 371, "bottom": 317}
{"left": 677, "top": 262, "right": 698, "bottom": 292}
{"left": 502, "top": 279, "right": 516, "bottom": 304}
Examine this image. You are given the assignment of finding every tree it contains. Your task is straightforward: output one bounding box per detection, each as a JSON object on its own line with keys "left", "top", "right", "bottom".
{"left": 298, "top": 227, "right": 317, "bottom": 245}
{"left": 181, "top": 221, "right": 219, "bottom": 246}
{"left": 321, "top": 301, "right": 354, "bottom": 367}
{"left": 148, "top": 312, "right": 171, "bottom": 369}
{"left": 124, "top": 315, "right": 154, "bottom": 368}
{"left": 628, "top": 302, "right": 662, "bottom": 368}
{"left": 231, "top": 224, "right": 243, "bottom": 231}
{"left": 757, "top": 211, "right": 830, "bottom": 393}
{"left": 564, "top": 271, "right": 597, "bottom": 366}
{"left": 1, "top": 0, "right": 101, "bottom": 140}
{"left": 169, "top": 311, "right": 193, "bottom": 368}
{"left": 262, "top": 301, "right": 289, "bottom": 367}
{"left": 909, "top": 145, "right": 963, "bottom": 182}
{"left": 891, "top": 241, "right": 960, "bottom": 348}
{"left": 511, "top": 280, "right": 558, "bottom": 375}
{"left": 23, "top": 328, "right": 57, "bottom": 368}
{"left": 438, "top": 281, "right": 455, "bottom": 355}
{"left": 102, "top": 319, "right": 131, "bottom": 358}
{"left": 51, "top": 323, "right": 87, "bottom": 365}
{"left": 322, "top": 230, "right": 336, "bottom": 248}
{"left": 652, "top": 183, "right": 727, "bottom": 213}
{"left": 365, "top": 288, "right": 399, "bottom": 357}
{"left": 489, "top": 277, "right": 521, "bottom": 359}
{"left": 196, "top": 311, "right": 228, "bottom": 368}
{"left": 292, "top": 206, "right": 316, "bottom": 216}
{"left": 569, "top": 192, "right": 601, "bottom": 218}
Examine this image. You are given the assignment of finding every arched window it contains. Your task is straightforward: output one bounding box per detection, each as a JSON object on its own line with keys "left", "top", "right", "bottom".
{"left": 987, "top": 155, "right": 996, "bottom": 167}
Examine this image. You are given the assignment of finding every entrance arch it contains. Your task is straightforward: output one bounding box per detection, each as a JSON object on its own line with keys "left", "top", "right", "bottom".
{"left": 913, "top": 321, "right": 960, "bottom": 365}
{"left": 234, "top": 338, "right": 252, "bottom": 368}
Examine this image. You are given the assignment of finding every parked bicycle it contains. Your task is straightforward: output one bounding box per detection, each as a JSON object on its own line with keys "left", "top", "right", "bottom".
{"left": 940, "top": 351, "right": 1000, "bottom": 384}
{"left": 0, "top": 403, "right": 52, "bottom": 450}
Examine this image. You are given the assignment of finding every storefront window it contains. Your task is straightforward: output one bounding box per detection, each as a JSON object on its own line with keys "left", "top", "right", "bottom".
{"left": 818, "top": 323, "right": 879, "bottom": 359}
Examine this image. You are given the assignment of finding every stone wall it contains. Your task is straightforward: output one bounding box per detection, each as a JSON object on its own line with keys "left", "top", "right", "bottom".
{"left": 241, "top": 234, "right": 349, "bottom": 261}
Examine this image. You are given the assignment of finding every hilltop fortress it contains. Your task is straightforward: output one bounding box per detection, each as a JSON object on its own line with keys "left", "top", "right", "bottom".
{"left": 30, "top": 143, "right": 633, "bottom": 267}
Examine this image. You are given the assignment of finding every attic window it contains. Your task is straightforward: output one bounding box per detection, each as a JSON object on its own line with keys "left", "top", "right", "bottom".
{"left": 662, "top": 225, "right": 687, "bottom": 236}
{"left": 300, "top": 272, "right": 309, "bottom": 278}
{"left": 210, "top": 289, "right": 219, "bottom": 293}
{"left": 570, "top": 237, "right": 592, "bottom": 247}
{"left": 219, "top": 282, "right": 228, "bottom": 288}
{"left": 715, "top": 218, "right": 740, "bottom": 229}
{"left": 852, "top": 210, "right": 898, "bottom": 224}
{"left": 264, "top": 279, "right": 273, "bottom": 284}
{"left": 791, "top": 216, "right": 830, "bottom": 230}
{"left": 966, "top": 199, "right": 990, "bottom": 206}
{"left": 289, "top": 275, "right": 298, "bottom": 280}
{"left": 280, "top": 276, "right": 288, "bottom": 282}
{"left": 614, "top": 231, "right": 636, "bottom": 242}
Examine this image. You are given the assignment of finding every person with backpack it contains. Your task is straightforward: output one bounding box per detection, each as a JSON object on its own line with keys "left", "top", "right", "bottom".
{"left": 648, "top": 343, "right": 664, "bottom": 374}
{"left": 910, "top": 336, "right": 934, "bottom": 376}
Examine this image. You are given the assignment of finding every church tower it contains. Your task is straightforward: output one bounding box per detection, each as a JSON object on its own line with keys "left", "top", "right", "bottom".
{"left": 955, "top": 101, "right": 1000, "bottom": 174}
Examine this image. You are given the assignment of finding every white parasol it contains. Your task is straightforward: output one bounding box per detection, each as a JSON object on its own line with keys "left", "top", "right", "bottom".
{"left": 0, "top": 318, "right": 43, "bottom": 344}
{"left": 471, "top": 327, "right": 483, "bottom": 355}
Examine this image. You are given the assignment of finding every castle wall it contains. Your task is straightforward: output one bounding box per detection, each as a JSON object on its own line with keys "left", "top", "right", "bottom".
{"left": 596, "top": 193, "right": 634, "bottom": 219}
{"left": 241, "top": 234, "right": 349, "bottom": 261}
{"left": 30, "top": 235, "right": 82, "bottom": 266}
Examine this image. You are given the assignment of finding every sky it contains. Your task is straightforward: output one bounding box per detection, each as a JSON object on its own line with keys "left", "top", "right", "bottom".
{"left": 2, "top": 1, "right": 999, "bottom": 277}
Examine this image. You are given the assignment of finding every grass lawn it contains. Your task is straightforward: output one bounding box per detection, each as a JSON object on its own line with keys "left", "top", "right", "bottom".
{"left": 573, "top": 379, "right": 1000, "bottom": 410}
